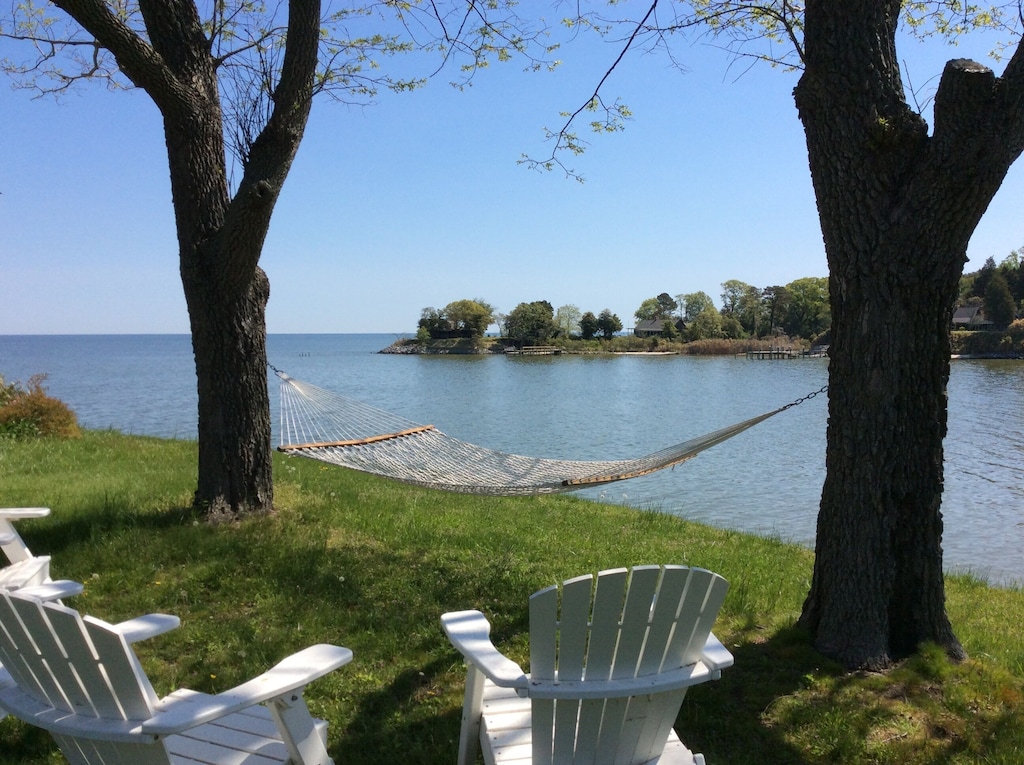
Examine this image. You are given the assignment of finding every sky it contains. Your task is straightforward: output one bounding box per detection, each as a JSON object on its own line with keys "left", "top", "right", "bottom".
{"left": 2, "top": 9, "right": 1023, "bottom": 335}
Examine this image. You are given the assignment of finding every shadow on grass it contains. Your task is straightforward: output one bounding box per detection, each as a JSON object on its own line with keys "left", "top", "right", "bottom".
{"left": 20, "top": 501, "right": 199, "bottom": 558}
{"left": 678, "top": 625, "right": 835, "bottom": 765}
{"left": 338, "top": 659, "right": 466, "bottom": 765}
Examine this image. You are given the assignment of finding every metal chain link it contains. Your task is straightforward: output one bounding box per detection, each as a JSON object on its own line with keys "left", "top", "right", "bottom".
{"left": 776, "top": 384, "right": 829, "bottom": 413}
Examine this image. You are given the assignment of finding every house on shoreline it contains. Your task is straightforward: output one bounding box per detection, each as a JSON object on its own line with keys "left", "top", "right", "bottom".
{"left": 952, "top": 305, "right": 994, "bottom": 330}
{"left": 633, "top": 318, "right": 685, "bottom": 338}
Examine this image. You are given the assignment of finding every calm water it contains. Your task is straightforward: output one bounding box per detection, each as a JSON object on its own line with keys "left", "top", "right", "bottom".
{"left": 2, "top": 334, "right": 1021, "bottom": 586}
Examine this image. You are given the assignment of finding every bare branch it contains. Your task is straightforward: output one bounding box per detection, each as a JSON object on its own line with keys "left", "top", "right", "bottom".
{"left": 518, "top": 1, "right": 806, "bottom": 180}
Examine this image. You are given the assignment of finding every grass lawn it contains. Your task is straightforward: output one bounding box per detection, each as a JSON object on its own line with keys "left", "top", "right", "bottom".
{"left": 1, "top": 431, "right": 1023, "bottom": 764}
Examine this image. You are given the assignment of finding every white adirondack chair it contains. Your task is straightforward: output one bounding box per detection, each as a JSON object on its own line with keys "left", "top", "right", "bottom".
{"left": 0, "top": 507, "right": 52, "bottom": 589}
{"left": 0, "top": 588, "right": 353, "bottom": 765}
{"left": 441, "top": 565, "right": 733, "bottom": 765}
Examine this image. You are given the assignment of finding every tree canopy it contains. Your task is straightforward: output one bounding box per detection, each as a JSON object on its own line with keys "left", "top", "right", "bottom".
{"left": 505, "top": 300, "right": 556, "bottom": 345}
{"left": 959, "top": 247, "right": 1024, "bottom": 322}
{"left": 596, "top": 309, "right": 623, "bottom": 339}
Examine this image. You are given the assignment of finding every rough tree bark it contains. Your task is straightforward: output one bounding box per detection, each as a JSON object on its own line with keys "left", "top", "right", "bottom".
{"left": 794, "top": 0, "right": 1024, "bottom": 668}
{"left": 51, "top": 0, "right": 321, "bottom": 520}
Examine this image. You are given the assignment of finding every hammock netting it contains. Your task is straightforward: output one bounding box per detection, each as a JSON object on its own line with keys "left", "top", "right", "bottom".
{"left": 276, "top": 371, "right": 803, "bottom": 496}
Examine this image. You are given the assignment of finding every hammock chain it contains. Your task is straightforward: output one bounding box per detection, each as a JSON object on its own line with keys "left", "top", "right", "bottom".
{"left": 776, "top": 384, "right": 828, "bottom": 414}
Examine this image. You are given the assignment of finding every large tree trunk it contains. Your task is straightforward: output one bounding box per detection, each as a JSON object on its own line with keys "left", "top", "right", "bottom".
{"left": 794, "top": 0, "right": 1024, "bottom": 669}
{"left": 51, "top": 0, "right": 321, "bottom": 520}
{"left": 144, "top": 0, "right": 278, "bottom": 521}
{"left": 186, "top": 260, "right": 274, "bottom": 521}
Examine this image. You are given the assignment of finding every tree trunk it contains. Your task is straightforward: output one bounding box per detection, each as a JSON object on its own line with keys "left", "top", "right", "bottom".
{"left": 794, "top": 0, "right": 1024, "bottom": 669}
{"left": 186, "top": 259, "right": 274, "bottom": 521}
{"left": 49, "top": 0, "right": 322, "bottom": 520}
{"left": 144, "top": 0, "right": 279, "bottom": 521}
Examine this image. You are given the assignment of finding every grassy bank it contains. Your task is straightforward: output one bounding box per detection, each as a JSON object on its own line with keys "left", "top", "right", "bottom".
{"left": 2, "top": 432, "right": 1023, "bottom": 764}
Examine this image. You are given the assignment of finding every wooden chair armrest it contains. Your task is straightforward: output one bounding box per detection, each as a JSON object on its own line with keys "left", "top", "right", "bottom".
{"left": 528, "top": 660, "right": 718, "bottom": 700}
{"left": 114, "top": 614, "right": 181, "bottom": 643}
{"left": 141, "top": 644, "right": 353, "bottom": 735}
{"left": 0, "top": 556, "right": 51, "bottom": 588}
{"left": 0, "top": 509, "right": 48, "bottom": 565}
{"left": 13, "top": 580, "right": 83, "bottom": 601}
{"left": 441, "top": 610, "right": 528, "bottom": 689}
{"left": 701, "top": 632, "right": 734, "bottom": 672}
{"left": 0, "top": 508, "right": 51, "bottom": 520}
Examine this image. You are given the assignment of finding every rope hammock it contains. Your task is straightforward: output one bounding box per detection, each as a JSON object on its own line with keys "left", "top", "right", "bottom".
{"left": 275, "top": 370, "right": 826, "bottom": 497}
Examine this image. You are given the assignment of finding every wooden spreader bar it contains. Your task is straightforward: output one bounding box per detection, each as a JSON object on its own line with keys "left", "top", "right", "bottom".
{"left": 278, "top": 424, "right": 436, "bottom": 452}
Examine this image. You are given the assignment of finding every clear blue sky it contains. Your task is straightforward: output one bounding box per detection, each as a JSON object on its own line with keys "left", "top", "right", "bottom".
{"left": 2, "top": 16, "right": 1022, "bottom": 335}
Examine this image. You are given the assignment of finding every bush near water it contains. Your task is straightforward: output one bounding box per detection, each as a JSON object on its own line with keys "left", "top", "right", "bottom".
{"left": 0, "top": 373, "right": 80, "bottom": 440}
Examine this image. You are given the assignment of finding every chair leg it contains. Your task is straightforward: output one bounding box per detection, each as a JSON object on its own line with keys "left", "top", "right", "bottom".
{"left": 457, "top": 664, "right": 485, "bottom": 765}
{"left": 269, "top": 691, "right": 334, "bottom": 765}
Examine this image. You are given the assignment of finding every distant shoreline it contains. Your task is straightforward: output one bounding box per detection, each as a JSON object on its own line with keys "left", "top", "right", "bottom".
{"left": 377, "top": 336, "right": 821, "bottom": 357}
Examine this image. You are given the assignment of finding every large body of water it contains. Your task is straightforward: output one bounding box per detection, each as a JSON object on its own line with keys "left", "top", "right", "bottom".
{"left": 2, "top": 334, "right": 1021, "bottom": 586}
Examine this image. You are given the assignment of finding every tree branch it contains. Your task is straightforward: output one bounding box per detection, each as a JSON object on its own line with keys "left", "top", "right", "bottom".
{"left": 518, "top": 0, "right": 807, "bottom": 180}
{"left": 995, "top": 24, "right": 1024, "bottom": 154}
{"left": 219, "top": 0, "right": 321, "bottom": 280}
{"left": 518, "top": 0, "right": 659, "bottom": 181}
{"left": 49, "top": 0, "right": 186, "bottom": 107}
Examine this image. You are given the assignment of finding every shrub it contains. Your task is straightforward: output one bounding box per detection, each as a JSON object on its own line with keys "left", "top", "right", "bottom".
{"left": 0, "top": 373, "right": 81, "bottom": 439}
{"left": 1007, "top": 318, "right": 1024, "bottom": 341}
{"left": 959, "top": 330, "right": 1005, "bottom": 357}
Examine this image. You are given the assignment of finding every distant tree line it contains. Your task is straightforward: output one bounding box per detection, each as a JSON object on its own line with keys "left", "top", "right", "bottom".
{"left": 417, "top": 299, "right": 624, "bottom": 346}
{"left": 632, "top": 278, "right": 831, "bottom": 343}
{"left": 416, "top": 276, "right": 831, "bottom": 347}
{"left": 417, "top": 299, "right": 496, "bottom": 341}
{"left": 957, "top": 247, "right": 1024, "bottom": 329}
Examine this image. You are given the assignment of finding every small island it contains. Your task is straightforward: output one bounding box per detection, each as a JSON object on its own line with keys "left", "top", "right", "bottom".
{"left": 380, "top": 260, "right": 1024, "bottom": 358}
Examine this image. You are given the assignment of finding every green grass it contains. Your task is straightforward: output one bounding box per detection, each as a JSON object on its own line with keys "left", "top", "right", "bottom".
{"left": 2, "top": 431, "right": 1023, "bottom": 764}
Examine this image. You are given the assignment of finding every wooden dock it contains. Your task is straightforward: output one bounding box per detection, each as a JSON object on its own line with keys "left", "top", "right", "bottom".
{"left": 746, "top": 348, "right": 797, "bottom": 359}
{"left": 745, "top": 348, "right": 828, "bottom": 359}
{"left": 505, "top": 346, "right": 563, "bottom": 356}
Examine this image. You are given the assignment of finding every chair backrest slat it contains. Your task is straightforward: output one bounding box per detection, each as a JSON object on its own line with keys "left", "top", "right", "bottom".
{"left": 0, "top": 592, "right": 71, "bottom": 710}
{"left": 638, "top": 566, "right": 689, "bottom": 676}
{"left": 0, "top": 593, "right": 52, "bottom": 702}
{"left": 582, "top": 568, "right": 628, "bottom": 682}
{"left": 553, "top": 575, "right": 593, "bottom": 682}
{"left": 527, "top": 565, "right": 729, "bottom": 765}
{"left": 83, "top": 616, "right": 158, "bottom": 720}
{"left": 7, "top": 595, "right": 90, "bottom": 715}
{"left": 665, "top": 568, "right": 729, "bottom": 669}
{"left": 45, "top": 605, "right": 126, "bottom": 719}
{"left": 529, "top": 585, "right": 558, "bottom": 682}
{"left": 550, "top": 577, "right": 594, "bottom": 764}
{"left": 610, "top": 565, "right": 661, "bottom": 681}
